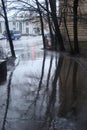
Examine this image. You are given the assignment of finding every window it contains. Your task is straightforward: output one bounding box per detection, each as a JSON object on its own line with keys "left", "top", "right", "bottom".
{"left": 13, "top": 21, "right": 16, "bottom": 25}
{"left": 17, "top": 22, "right": 19, "bottom": 27}
{"left": 34, "top": 27, "right": 40, "bottom": 33}
{"left": 26, "top": 28, "right": 29, "bottom": 34}
{"left": 26, "top": 21, "right": 29, "bottom": 25}
{"left": 13, "top": 28, "right": 16, "bottom": 30}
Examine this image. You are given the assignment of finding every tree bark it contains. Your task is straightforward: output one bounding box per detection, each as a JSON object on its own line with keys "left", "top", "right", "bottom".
{"left": 1, "top": 0, "right": 16, "bottom": 57}
{"left": 45, "top": 0, "right": 55, "bottom": 49}
{"left": 73, "top": 0, "right": 80, "bottom": 54}
{"left": 49, "top": 0, "right": 65, "bottom": 51}
{"left": 35, "top": 0, "right": 46, "bottom": 49}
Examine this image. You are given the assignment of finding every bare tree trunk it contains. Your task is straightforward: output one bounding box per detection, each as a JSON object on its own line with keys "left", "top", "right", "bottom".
{"left": 1, "top": 0, "right": 15, "bottom": 57}
{"left": 35, "top": 0, "right": 46, "bottom": 49}
{"left": 45, "top": 0, "right": 55, "bottom": 49}
{"left": 49, "top": 0, "right": 65, "bottom": 51}
{"left": 73, "top": 0, "right": 80, "bottom": 54}
{"left": 63, "top": 7, "right": 74, "bottom": 53}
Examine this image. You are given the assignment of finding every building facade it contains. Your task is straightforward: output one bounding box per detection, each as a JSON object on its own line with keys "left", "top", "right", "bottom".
{"left": 0, "top": 16, "right": 41, "bottom": 35}
{"left": 59, "top": 0, "right": 87, "bottom": 42}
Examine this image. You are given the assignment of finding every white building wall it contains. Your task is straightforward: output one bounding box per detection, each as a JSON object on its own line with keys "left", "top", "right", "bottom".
{"left": 29, "top": 22, "right": 35, "bottom": 35}
{"left": 22, "top": 22, "right": 25, "bottom": 34}
{"left": 0, "top": 17, "right": 40, "bottom": 35}
{"left": 22, "top": 21, "right": 26, "bottom": 34}
{"left": 8, "top": 21, "right": 13, "bottom": 30}
{"left": 2, "top": 22, "right": 5, "bottom": 33}
{"left": 16, "top": 22, "right": 19, "bottom": 30}
{"left": 0, "top": 18, "right": 5, "bottom": 33}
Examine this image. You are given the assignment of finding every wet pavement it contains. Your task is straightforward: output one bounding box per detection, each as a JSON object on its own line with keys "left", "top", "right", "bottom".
{"left": 0, "top": 42, "right": 87, "bottom": 130}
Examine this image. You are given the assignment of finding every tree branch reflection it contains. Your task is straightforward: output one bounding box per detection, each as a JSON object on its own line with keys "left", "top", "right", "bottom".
{"left": 43, "top": 55, "right": 64, "bottom": 128}
{"left": 1, "top": 58, "right": 17, "bottom": 130}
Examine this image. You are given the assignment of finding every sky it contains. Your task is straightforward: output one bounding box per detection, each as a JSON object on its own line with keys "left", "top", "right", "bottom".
{"left": 7, "top": 0, "right": 45, "bottom": 17}
{"left": 2, "top": 0, "right": 59, "bottom": 18}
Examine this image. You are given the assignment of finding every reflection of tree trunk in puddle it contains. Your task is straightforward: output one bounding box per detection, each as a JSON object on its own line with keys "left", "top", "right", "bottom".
{"left": 1, "top": 58, "right": 17, "bottom": 130}
{"left": 43, "top": 55, "right": 64, "bottom": 128}
{"left": 24, "top": 52, "right": 54, "bottom": 119}
{"left": 22, "top": 52, "right": 47, "bottom": 118}
{"left": 58, "top": 59, "right": 78, "bottom": 119}
{"left": 2, "top": 72, "right": 13, "bottom": 130}
{"left": 72, "top": 61, "right": 78, "bottom": 117}
{"left": 46, "top": 55, "right": 53, "bottom": 91}
{"left": 36, "top": 51, "right": 46, "bottom": 99}
{"left": 39, "top": 54, "right": 54, "bottom": 114}
{"left": 58, "top": 59, "right": 73, "bottom": 117}
{"left": 30, "top": 53, "right": 54, "bottom": 121}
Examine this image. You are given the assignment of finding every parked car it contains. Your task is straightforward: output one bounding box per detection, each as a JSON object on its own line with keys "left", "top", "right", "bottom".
{"left": 0, "top": 34, "right": 5, "bottom": 40}
{"left": 44, "top": 32, "right": 55, "bottom": 48}
{"left": 3, "top": 30, "right": 21, "bottom": 40}
{"left": 44, "top": 32, "right": 51, "bottom": 48}
{"left": 12, "top": 30, "right": 21, "bottom": 40}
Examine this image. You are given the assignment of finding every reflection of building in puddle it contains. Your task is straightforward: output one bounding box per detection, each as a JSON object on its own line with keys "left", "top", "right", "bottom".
{"left": 30, "top": 47, "right": 44, "bottom": 61}
{"left": 58, "top": 57, "right": 87, "bottom": 129}
{"left": 31, "top": 47, "right": 34, "bottom": 60}
{"left": 20, "top": 53, "right": 31, "bottom": 61}
{"left": 20, "top": 48, "right": 44, "bottom": 61}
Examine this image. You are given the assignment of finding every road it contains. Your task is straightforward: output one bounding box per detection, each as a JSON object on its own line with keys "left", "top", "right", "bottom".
{"left": 0, "top": 35, "right": 87, "bottom": 130}
{"left": 0, "top": 35, "right": 43, "bottom": 58}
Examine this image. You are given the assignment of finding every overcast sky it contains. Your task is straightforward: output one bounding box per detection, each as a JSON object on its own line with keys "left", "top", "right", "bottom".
{"left": 6, "top": 0, "right": 59, "bottom": 17}
{"left": 7, "top": 0, "right": 45, "bottom": 17}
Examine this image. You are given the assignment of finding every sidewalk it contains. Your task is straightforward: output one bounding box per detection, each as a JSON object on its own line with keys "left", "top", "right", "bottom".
{"left": 0, "top": 44, "right": 87, "bottom": 130}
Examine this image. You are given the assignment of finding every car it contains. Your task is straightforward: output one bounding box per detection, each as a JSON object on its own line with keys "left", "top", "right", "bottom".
{"left": 44, "top": 32, "right": 51, "bottom": 48}
{"left": 12, "top": 30, "right": 21, "bottom": 40}
{"left": 0, "top": 34, "right": 5, "bottom": 40}
{"left": 3, "top": 30, "right": 21, "bottom": 40}
{"left": 44, "top": 32, "right": 56, "bottom": 48}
